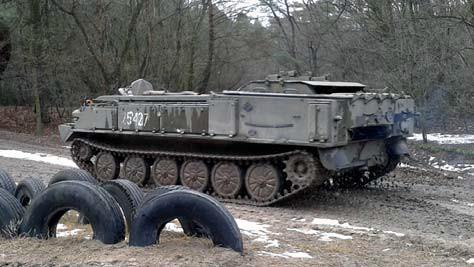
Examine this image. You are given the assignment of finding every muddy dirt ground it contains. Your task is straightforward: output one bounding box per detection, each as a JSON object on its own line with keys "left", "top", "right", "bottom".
{"left": 0, "top": 130, "right": 472, "bottom": 266}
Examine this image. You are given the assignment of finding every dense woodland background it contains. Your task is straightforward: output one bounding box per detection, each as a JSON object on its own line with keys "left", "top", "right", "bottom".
{"left": 0, "top": 0, "right": 473, "bottom": 135}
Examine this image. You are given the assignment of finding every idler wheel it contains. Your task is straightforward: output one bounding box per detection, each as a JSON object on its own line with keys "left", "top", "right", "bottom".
{"left": 211, "top": 162, "right": 243, "bottom": 198}
{"left": 123, "top": 156, "right": 150, "bottom": 185}
{"left": 284, "top": 153, "right": 317, "bottom": 188}
{"left": 95, "top": 152, "right": 120, "bottom": 182}
{"left": 152, "top": 158, "right": 179, "bottom": 186}
{"left": 180, "top": 160, "right": 209, "bottom": 192}
{"left": 245, "top": 163, "right": 281, "bottom": 202}
{"left": 71, "top": 142, "right": 93, "bottom": 161}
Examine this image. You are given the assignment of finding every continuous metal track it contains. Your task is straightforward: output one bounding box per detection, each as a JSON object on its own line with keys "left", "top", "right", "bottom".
{"left": 71, "top": 138, "right": 326, "bottom": 206}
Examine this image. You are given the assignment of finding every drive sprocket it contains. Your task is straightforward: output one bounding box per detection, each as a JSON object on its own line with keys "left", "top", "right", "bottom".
{"left": 284, "top": 153, "right": 317, "bottom": 188}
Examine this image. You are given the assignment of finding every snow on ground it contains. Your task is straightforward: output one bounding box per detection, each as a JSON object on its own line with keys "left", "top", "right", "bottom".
{"left": 382, "top": 231, "right": 405, "bottom": 237}
{"left": 236, "top": 219, "right": 280, "bottom": 248}
{"left": 311, "top": 218, "right": 405, "bottom": 238}
{"left": 400, "top": 157, "right": 474, "bottom": 176}
{"left": 399, "top": 163, "right": 428, "bottom": 171}
{"left": 163, "top": 221, "right": 184, "bottom": 233}
{"left": 56, "top": 229, "right": 84, "bottom": 238}
{"left": 0, "top": 150, "right": 77, "bottom": 168}
{"left": 56, "top": 224, "right": 68, "bottom": 231}
{"left": 451, "top": 199, "right": 474, "bottom": 207}
{"left": 287, "top": 228, "right": 353, "bottom": 242}
{"left": 312, "top": 218, "right": 373, "bottom": 232}
{"left": 467, "top": 258, "right": 474, "bottom": 264}
{"left": 258, "top": 251, "right": 313, "bottom": 259}
{"left": 56, "top": 223, "right": 90, "bottom": 239}
{"left": 409, "top": 133, "right": 474, "bottom": 144}
{"left": 430, "top": 160, "right": 474, "bottom": 173}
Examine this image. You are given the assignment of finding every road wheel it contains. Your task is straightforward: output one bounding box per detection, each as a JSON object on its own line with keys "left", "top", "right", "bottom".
{"left": 0, "top": 168, "right": 16, "bottom": 195}
{"left": 180, "top": 160, "right": 209, "bottom": 192}
{"left": 130, "top": 189, "right": 243, "bottom": 253}
{"left": 95, "top": 152, "right": 120, "bottom": 182}
{"left": 245, "top": 163, "right": 281, "bottom": 202}
{"left": 102, "top": 179, "right": 144, "bottom": 228}
{"left": 151, "top": 158, "right": 179, "bottom": 186}
{"left": 48, "top": 169, "right": 97, "bottom": 186}
{"left": 211, "top": 162, "right": 243, "bottom": 198}
{"left": 71, "top": 142, "right": 93, "bottom": 161}
{"left": 19, "top": 181, "right": 125, "bottom": 244}
{"left": 123, "top": 156, "right": 150, "bottom": 185}
{"left": 0, "top": 188, "right": 25, "bottom": 237}
{"left": 14, "top": 177, "right": 46, "bottom": 207}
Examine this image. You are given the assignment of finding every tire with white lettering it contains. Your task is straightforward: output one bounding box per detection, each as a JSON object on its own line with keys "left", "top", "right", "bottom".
{"left": 0, "top": 188, "right": 25, "bottom": 237}
{"left": 130, "top": 189, "right": 243, "bottom": 253}
{"left": 19, "top": 181, "right": 125, "bottom": 244}
{"left": 0, "top": 168, "right": 16, "bottom": 195}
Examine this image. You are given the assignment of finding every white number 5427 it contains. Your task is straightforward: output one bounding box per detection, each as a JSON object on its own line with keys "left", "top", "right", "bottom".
{"left": 122, "top": 111, "right": 148, "bottom": 127}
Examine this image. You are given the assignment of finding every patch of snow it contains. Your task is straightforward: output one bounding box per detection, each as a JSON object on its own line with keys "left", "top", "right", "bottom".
{"left": 409, "top": 133, "right": 474, "bottom": 144}
{"left": 318, "top": 232, "right": 353, "bottom": 242}
{"left": 291, "top": 218, "right": 306, "bottom": 222}
{"left": 287, "top": 228, "right": 319, "bottom": 235}
{"left": 287, "top": 228, "right": 352, "bottom": 242}
{"left": 382, "top": 231, "right": 405, "bottom": 237}
{"left": 467, "top": 258, "right": 474, "bottom": 264}
{"left": 56, "top": 224, "right": 67, "bottom": 230}
{"left": 399, "top": 163, "right": 428, "bottom": 171}
{"left": 312, "top": 218, "right": 373, "bottom": 231}
{"left": 451, "top": 199, "right": 474, "bottom": 207}
{"left": 56, "top": 228, "right": 83, "bottom": 237}
{"left": 236, "top": 219, "right": 280, "bottom": 248}
{"left": 258, "top": 251, "right": 313, "bottom": 259}
{"left": 382, "top": 248, "right": 391, "bottom": 252}
{"left": 0, "top": 150, "right": 77, "bottom": 168}
{"left": 282, "top": 252, "right": 313, "bottom": 259}
{"left": 259, "top": 251, "right": 290, "bottom": 259}
{"left": 163, "top": 222, "right": 184, "bottom": 233}
{"left": 431, "top": 161, "right": 474, "bottom": 172}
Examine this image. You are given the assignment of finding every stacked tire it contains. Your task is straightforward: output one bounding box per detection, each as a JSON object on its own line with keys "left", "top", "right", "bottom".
{"left": 0, "top": 169, "right": 24, "bottom": 237}
{"left": 0, "top": 167, "right": 243, "bottom": 253}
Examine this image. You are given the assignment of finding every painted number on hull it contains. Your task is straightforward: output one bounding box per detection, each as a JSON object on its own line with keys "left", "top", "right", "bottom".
{"left": 122, "top": 111, "right": 149, "bottom": 127}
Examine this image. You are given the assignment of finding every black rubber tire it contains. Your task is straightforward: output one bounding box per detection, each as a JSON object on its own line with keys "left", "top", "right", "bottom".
{"left": 0, "top": 168, "right": 16, "bottom": 195}
{"left": 14, "top": 177, "right": 46, "bottom": 207}
{"left": 0, "top": 188, "right": 25, "bottom": 237}
{"left": 130, "top": 190, "right": 243, "bottom": 253}
{"left": 48, "top": 169, "right": 97, "bottom": 186}
{"left": 102, "top": 179, "right": 144, "bottom": 228}
{"left": 147, "top": 185, "right": 208, "bottom": 237}
{"left": 19, "top": 180, "right": 125, "bottom": 244}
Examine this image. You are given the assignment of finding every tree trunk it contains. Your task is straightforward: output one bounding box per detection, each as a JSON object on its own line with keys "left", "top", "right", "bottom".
{"left": 420, "top": 115, "right": 428, "bottom": 144}
{"left": 197, "top": 0, "right": 214, "bottom": 94}
{"left": 29, "top": 0, "right": 43, "bottom": 136}
{"left": 186, "top": 3, "right": 208, "bottom": 91}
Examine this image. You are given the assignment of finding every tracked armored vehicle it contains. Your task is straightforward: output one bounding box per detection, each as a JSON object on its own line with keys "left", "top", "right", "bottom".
{"left": 59, "top": 73, "right": 416, "bottom": 206}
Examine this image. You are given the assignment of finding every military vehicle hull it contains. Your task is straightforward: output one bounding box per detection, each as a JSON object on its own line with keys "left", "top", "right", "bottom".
{"left": 60, "top": 88, "right": 415, "bottom": 206}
